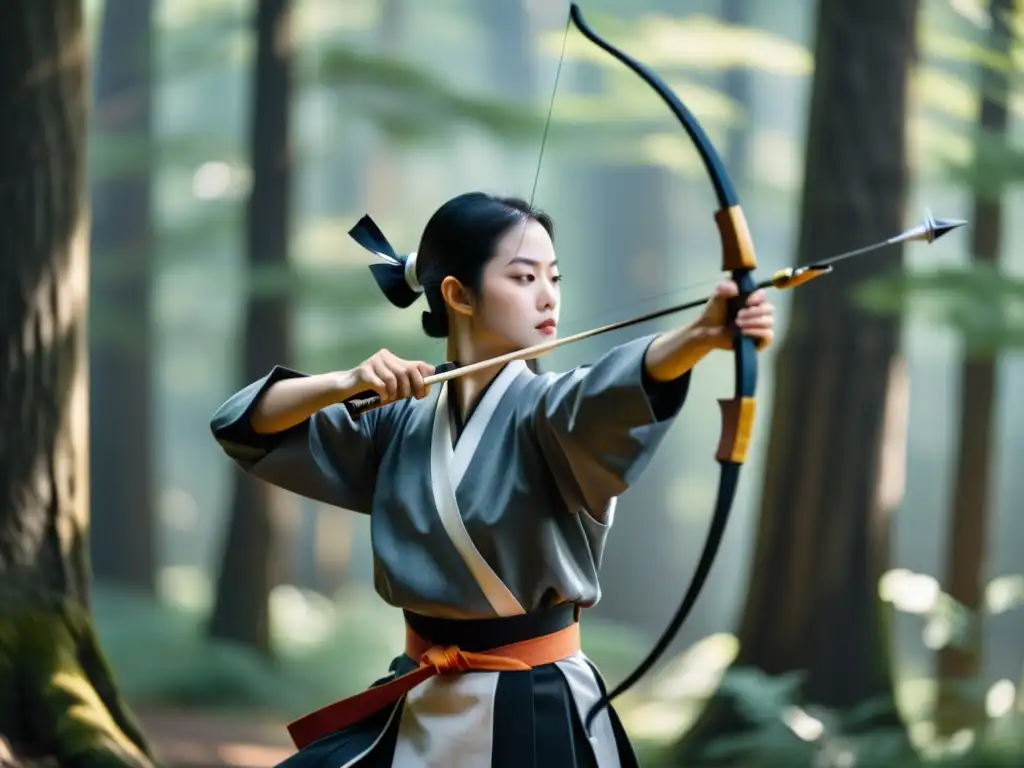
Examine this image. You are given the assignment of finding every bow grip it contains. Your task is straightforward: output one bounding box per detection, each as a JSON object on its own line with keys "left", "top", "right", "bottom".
{"left": 342, "top": 362, "right": 458, "bottom": 420}
{"left": 714, "top": 204, "right": 758, "bottom": 329}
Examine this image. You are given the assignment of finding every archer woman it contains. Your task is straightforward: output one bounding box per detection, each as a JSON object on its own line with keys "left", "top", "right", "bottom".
{"left": 210, "top": 191, "right": 775, "bottom": 768}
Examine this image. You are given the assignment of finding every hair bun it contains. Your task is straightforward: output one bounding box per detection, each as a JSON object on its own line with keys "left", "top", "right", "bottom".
{"left": 421, "top": 310, "right": 449, "bottom": 338}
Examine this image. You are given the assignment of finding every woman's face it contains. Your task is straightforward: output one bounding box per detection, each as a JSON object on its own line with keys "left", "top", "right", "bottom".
{"left": 469, "top": 218, "right": 561, "bottom": 354}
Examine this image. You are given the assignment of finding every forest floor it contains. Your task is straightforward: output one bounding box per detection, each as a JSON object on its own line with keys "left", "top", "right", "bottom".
{"left": 135, "top": 708, "right": 294, "bottom": 768}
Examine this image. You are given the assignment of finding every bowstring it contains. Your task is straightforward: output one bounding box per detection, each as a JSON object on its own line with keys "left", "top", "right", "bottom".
{"left": 557, "top": 272, "right": 726, "bottom": 333}
{"left": 509, "top": 10, "right": 572, "bottom": 261}
{"left": 509, "top": 9, "right": 727, "bottom": 341}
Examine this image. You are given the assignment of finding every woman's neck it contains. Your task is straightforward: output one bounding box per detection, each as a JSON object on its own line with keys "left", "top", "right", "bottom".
{"left": 446, "top": 332, "right": 504, "bottom": 423}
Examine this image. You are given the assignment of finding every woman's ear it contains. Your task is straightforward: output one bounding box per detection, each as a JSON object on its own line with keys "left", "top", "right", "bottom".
{"left": 440, "top": 276, "right": 475, "bottom": 318}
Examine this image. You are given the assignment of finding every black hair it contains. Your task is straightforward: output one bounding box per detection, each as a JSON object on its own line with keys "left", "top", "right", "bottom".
{"left": 352, "top": 192, "right": 554, "bottom": 339}
{"left": 416, "top": 192, "right": 555, "bottom": 338}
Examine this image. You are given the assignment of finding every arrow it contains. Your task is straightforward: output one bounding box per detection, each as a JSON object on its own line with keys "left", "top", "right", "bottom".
{"left": 342, "top": 209, "right": 967, "bottom": 418}
{"left": 803, "top": 207, "right": 967, "bottom": 271}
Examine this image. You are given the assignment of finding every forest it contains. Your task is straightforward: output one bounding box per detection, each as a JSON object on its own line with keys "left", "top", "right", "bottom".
{"left": 0, "top": 0, "right": 1021, "bottom": 766}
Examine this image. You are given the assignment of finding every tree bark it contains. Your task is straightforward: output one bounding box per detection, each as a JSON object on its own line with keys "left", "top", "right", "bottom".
{"left": 88, "top": 0, "right": 156, "bottom": 595}
{"left": 0, "top": 1, "right": 154, "bottom": 764}
{"left": 934, "top": 0, "right": 1013, "bottom": 735}
{"left": 207, "top": 0, "right": 294, "bottom": 657}
{"left": 676, "top": 0, "right": 920, "bottom": 760}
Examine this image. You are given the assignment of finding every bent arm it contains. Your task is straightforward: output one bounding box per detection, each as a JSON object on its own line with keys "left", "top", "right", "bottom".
{"left": 211, "top": 366, "right": 387, "bottom": 514}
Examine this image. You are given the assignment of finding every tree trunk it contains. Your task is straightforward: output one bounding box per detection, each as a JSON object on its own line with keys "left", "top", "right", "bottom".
{"left": 934, "top": 0, "right": 1013, "bottom": 735}
{"left": 88, "top": 0, "right": 156, "bottom": 595}
{"left": 676, "top": 0, "right": 920, "bottom": 760}
{"left": 207, "top": 0, "right": 294, "bottom": 657}
{"left": 0, "top": 1, "right": 154, "bottom": 764}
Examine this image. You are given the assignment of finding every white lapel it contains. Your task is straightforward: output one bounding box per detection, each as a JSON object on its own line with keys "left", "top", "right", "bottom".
{"left": 449, "top": 360, "right": 528, "bottom": 487}
{"left": 429, "top": 361, "right": 528, "bottom": 616}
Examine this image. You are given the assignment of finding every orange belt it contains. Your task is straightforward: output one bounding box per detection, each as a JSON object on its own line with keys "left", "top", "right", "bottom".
{"left": 286, "top": 617, "right": 582, "bottom": 749}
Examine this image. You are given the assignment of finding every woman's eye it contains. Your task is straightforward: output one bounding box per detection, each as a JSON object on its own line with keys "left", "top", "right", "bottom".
{"left": 512, "top": 274, "right": 534, "bottom": 283}
{"left": 552, "top": 275, "right": 563, "bottom": 284}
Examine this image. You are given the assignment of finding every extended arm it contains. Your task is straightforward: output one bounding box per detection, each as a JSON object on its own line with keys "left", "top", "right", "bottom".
{"left": 643, "top": 320, "right": 714, "bottom": 384}
{"left": 645, "top": 282, "right": 774, "bottom": 382}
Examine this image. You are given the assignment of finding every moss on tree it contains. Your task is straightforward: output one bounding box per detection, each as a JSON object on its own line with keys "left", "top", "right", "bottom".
{"left": 0, "top": 587, "right": 156, "bottom": 767}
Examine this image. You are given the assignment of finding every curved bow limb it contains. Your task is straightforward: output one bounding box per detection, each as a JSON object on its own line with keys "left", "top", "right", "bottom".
{"left": 566, "top": 2, "right": 763, "bottom": 732}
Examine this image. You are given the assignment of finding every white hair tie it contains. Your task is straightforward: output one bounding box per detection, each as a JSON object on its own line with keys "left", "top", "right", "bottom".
{"left": 404, "top": 251, "right": 424, "bottom": 293}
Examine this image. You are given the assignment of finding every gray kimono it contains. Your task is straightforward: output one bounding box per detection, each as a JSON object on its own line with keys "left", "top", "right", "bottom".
{"left": 211, "top": 333, "right": 690, "bottom": 768}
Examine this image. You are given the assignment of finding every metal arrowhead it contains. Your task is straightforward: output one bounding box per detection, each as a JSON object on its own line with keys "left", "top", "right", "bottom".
{"left": 891, "top": 207, "right": 968, "bottom": 245}
{"left": 928, "top": 221, "right": 968, "bottom": 242}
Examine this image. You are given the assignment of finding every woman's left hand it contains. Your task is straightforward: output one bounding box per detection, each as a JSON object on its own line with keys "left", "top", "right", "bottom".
{"left": 694, "top": 282, "right": 775, "bottom": 351}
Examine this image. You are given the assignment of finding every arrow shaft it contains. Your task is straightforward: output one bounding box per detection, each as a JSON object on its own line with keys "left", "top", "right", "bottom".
{"left": 401, "top": 238, "right": 903, "bottom": 385}
{"left": 343, "top": 213, "right": 964, "bottom": 417}
{"left": 422, "top": 268, "right": 822, "bottom": 386}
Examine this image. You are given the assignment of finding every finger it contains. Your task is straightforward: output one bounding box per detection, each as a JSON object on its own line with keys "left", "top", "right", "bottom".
{"left": 738, "top": 299, "right": 774, "bottom": 315}
{"left": 416, "top": 362, "right": 436, "bottom": 395}
{"left": 408, "top": 366, "right": 427, "bottom": 399}
{"left": 394, "top": 370, "right": 413, "bottom": 401}
{"left": 358, "top": 366, "right": 388, "bottom": 398}
{"left": 743, "top": 289, "right": 768, "bottom": 306}
{"left": 372, "top": 359, "right": 398, "bottom": 400}
{"left": 743, "top": 327, "right": 774, "bottom": 342}
{"left": 737, "top": 314, "right": 775, "bottom": 329}
{"left": 716, "top": 281, "right": 740, "bottom": 299}
{"left": 737, "top": 305, "right": 774, "bottom": 321}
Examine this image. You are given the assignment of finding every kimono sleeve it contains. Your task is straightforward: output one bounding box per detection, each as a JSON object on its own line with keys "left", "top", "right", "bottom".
{"left": 210, "top": 365, "right": 385, "bottom": 514}
{"left": 531, "top": 334, "right": 691, "bottom": 517}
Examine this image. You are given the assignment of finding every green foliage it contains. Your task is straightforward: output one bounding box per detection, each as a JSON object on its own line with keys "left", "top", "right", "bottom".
{"left": 310, "top": 46, "right": 542, "bottom": 144}
{"left": 855, "top": 263, "right": 1024, "bottom": 356}
{"left": 691, "top": 671, "right": 911, "bottom": 767}
{"left": 157, "top": 5, "right": 249, "bottom": 79}
{"left": 945, "top": 129, "right": 1024, "bottom": 202}
{"left": 643, "top": 667, "right": 1022, "bottom": 768}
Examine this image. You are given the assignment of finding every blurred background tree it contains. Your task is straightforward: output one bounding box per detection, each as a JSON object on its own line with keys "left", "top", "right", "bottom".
{"left": 2, "top": 0, "right": 1021, "bottom": 765}
{"left": 676, "top": 0, "right": 921, "bottom": 762}
{"left": 0, "top": 0, "right": 155, "bottom": 764}
{"left": 89, "top": 0, "right": 158, "bottom": 598}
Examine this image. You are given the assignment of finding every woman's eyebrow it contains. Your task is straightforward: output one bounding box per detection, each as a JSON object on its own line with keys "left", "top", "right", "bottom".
{"left": 506, "top": 256, "right": 559, "bottom": 268}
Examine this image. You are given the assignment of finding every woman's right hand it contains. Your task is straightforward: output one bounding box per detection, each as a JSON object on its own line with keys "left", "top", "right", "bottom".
{"left": 339, "top": 349, "right": 436, "bottom": 403}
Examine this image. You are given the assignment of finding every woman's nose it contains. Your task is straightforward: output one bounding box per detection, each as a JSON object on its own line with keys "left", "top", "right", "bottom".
{"left": 538, "top": 281, "right": 557, "bottom": 309}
